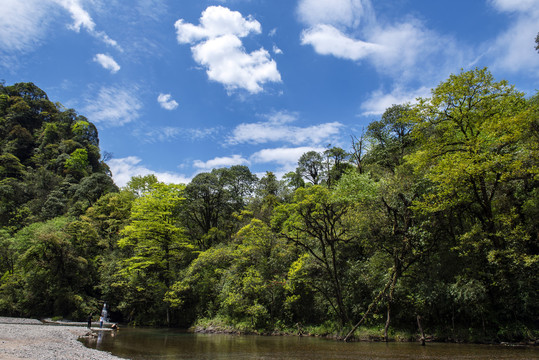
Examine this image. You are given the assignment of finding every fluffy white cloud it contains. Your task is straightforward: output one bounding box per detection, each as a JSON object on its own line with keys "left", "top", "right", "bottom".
{"left": 83, "top": 86, "right": 142, "bottom": 126}
{"left": 488, "top": 0, "right": 539, "bottom": 74}
{"left": 175, "top": 6, "right": 281, "bottom": 94}
{"left": 108, "top": 156, "right": 190, "bottom": 187}
{"left": 93, "top": 53, "right": 120, "bottom": 73}
{"left": 175, "top": 5, "right": 261, "bottom": 43}
{"left": 157, "top": 93, "right": 179, "bottom": 110}
{"left": 360, "top": 86, "right": 430, "bottom": 116}
{"left": 301, "top": 24, "right": 381, "bottom": 61}
{"left": 228, "top": 111, "right": 342, "bottom": 145}
{"left": 193, "top": 155, "right": 250, "bottom": 170}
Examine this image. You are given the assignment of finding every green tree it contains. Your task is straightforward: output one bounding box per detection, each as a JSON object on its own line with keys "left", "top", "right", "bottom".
{"left": 407, "top": 68, "right": 538, "bottom": 332}
{"left": 297, "top": 151, "right": 324, "bottom": 185}
{"left": 365, "top": 104, "right": 414, "bottom": 175}
{"left": 274, "top": 186, "right": 354, "bottom": 327}
{"left": 323, "top": 146, "right": 353, "bottom": 188}
{"left": 117, "top": 182, "right": 193, "bottom": 324}
{"left": 182, "top": 166, "right": 257, "bottom": 250}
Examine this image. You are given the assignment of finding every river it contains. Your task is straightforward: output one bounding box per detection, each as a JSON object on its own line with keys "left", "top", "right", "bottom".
{"left": 81, "top": 328, "right": 538, "bottom": 360}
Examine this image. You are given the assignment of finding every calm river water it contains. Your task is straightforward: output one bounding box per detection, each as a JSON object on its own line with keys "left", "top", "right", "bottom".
{"left": 81, "top": 328, "right": 538, "bottom": 360}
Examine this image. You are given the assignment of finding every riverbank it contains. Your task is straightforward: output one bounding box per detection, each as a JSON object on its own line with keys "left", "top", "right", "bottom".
{"left": 192, "top": 318, "right": 538, "bottom": 346}
{"left": 0, "top": 317, "right": 124, "bottom": 360}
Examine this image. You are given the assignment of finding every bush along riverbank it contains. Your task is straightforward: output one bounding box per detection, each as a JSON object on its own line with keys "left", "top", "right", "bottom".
{"left": 191, "top": 316, "right": 538, "bottom": 345}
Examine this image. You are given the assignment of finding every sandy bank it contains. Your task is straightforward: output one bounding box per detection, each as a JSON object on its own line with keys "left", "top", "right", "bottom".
{"left": 0, "top": 317, "right": 124, "bottom": 360}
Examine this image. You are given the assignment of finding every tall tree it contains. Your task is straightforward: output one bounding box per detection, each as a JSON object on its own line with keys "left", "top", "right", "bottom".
{"left": 297, "top": 151, "right": 324, "bottom": 185}
{"left": 274, "top": 186, "right": 354, "bottom": 326}
{"left": 118, "top": 183, "right": 192, "bottom": 324}
{"left": 407, "top": 68, "right": 538, "bottom": 329}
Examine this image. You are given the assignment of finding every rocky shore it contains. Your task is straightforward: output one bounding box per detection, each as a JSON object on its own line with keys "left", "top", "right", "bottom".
{"left": 0, "top": 317, "right": 124, "bottom": 360}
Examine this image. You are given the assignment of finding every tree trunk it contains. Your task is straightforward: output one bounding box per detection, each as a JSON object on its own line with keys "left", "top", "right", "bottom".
{"left": 384, "top": 304, "right": 391, "bottom": 342}
{"left": 417, "top": 315, "right": 425, "bottom": 346}
{"left": 343, "top": 272, "right": 394, "bottom": 342}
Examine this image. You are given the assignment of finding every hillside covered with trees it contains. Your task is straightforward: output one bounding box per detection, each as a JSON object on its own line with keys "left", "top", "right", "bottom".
{"left": 0, "top": 68, "right": 537, "bottom": 342}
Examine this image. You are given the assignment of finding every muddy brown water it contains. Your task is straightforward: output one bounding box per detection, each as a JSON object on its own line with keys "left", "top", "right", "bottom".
{"left": 81, "top": 327, "right": 538, "bottom": 360}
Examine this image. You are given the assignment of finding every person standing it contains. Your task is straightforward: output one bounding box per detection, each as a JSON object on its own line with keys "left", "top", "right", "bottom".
{"left": 87, "top": 314, "right": 92, "bottom": 329}
{"left": 99, "top": 316, "right": 104, "bottom": 328}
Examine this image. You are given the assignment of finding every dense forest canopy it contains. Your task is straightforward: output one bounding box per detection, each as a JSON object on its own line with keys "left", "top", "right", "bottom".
{"left": 0, "top": 69, "right": 537, "bottom": 342}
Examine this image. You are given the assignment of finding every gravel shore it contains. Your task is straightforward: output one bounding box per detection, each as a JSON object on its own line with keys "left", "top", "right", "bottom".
{"left": 0, "top": 317, "right": 125, "bottom": 360}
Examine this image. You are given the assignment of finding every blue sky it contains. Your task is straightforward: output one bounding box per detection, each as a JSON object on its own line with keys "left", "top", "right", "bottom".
{"left": 1, "top": 0, "right": 538, "bottom": 187}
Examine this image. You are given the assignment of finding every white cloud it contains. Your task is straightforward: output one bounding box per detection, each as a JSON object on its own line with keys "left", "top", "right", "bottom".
{"left": 301, "top": 24, "right": 381, "bottom": 61}
{"left": 193, "top": 155, "right": 250, "bottom": 170}
{"left": 298, "top": 0, "right": 467, "bottom": 83}
{"left": 175, "top": 5, "right": 261, "bottom": 43}
{"left": 83, "top": 86, "right": 142, "bottom": 126}
{"left": 250, "top": 146, "right": 326, "bottom": 173}
{"left": 144, "top": 126, "right": 221, "bottom": 143}
{"left": 228, "top": 111, "right": 343, "bottom": 145}
{"left": 297, "top": 0, "right": 374, "bottom": 28}
{"left": 108, "top": 156, "right": 190, "bottom": 187}
{"left": 175, "top": 6, "right": 281, "bottom": 94}
{"left": 0, "top": 0, "right": 54, "bottom": 56}
{"left": 360, "top": 86, "right": 430, "bottom": 116}
{"left": 93, "top": 53, "right": 120, "bottom": 73}
{"left": 273, "top": 44, "right": 283, "bottom": 55}
{"left": 487, "top": 0, "right": 539, "bottom": 74}
{"left": 157, "top": 93, "right": 179, "bottom": 110}
{"left": 0, "top": 0, "right": 120, "bottom": 65}
{"left": 53, "top": 0, "right": 121, "bottom": 50}
{"left": 490, "top": 0, "right": 539, "bottom": 12}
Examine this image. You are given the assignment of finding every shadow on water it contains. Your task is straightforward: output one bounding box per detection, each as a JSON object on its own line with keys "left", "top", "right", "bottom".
{"left": 81, "top": 328, "right": 538, "bottom": 360}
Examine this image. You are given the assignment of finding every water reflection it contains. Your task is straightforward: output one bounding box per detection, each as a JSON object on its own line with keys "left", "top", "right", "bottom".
{"left": 81, "top": 328, "right": 538, "bottom": 360}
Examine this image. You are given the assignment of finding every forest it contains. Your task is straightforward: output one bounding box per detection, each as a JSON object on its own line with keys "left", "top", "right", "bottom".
{"left": 0, "top": 68, "right": 537, "bottom": 342}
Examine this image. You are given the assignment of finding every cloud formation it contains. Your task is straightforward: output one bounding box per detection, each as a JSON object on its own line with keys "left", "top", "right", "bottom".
{"left": 83, "top": 86, "right": 142, "bottom": 126}
{"left": 0, "top": 0, "right": 120, "bottom": 67}
{"left": 157, "top": 93, "right": 179, "bottom": 110}
{"left": 360, "top": 86, "right": 430, "bottom": 116}
{"left": 53, "top": 0, "right": 121, "bottom": 50}
{"left": 93, "top": 53, "right": 120, "bottom": 73}
{"left": 175, "top": 6, "right": 281, "bottom": 94}
{"left": 193, "top": 155, "right": 250, "bottom": 170}
{"left": 108, "top": 156, "right": 190, "bottom": 187}
{"left": 297, "top": 0, "right": 471, "bottom": 116}
{"left": 297, "top": 0, "right": 374, "bottom": 28}
{"left": 0, "top": 0, "right": 53, "bottom": 54}
{"left": 228, "top": 111, "right": 342, "bottom": 145}
{"left": 144, "top": 126, "right": 220, "bottom": 143}
{"left": 250, "top": 146, "right": 326, "bottom": 173}
{"left": 488, "top": 0, "right": 539, "bottom": 74}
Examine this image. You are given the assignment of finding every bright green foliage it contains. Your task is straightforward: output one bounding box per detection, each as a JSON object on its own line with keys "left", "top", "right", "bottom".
{"left": 407, "top": 68, "right": 538, "bottom": 333}
{"left": 65, "top": 148, "right": 89, "bottom": 178}
{"left": 116, "top": 182, "right": 193, "bottom": 324}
